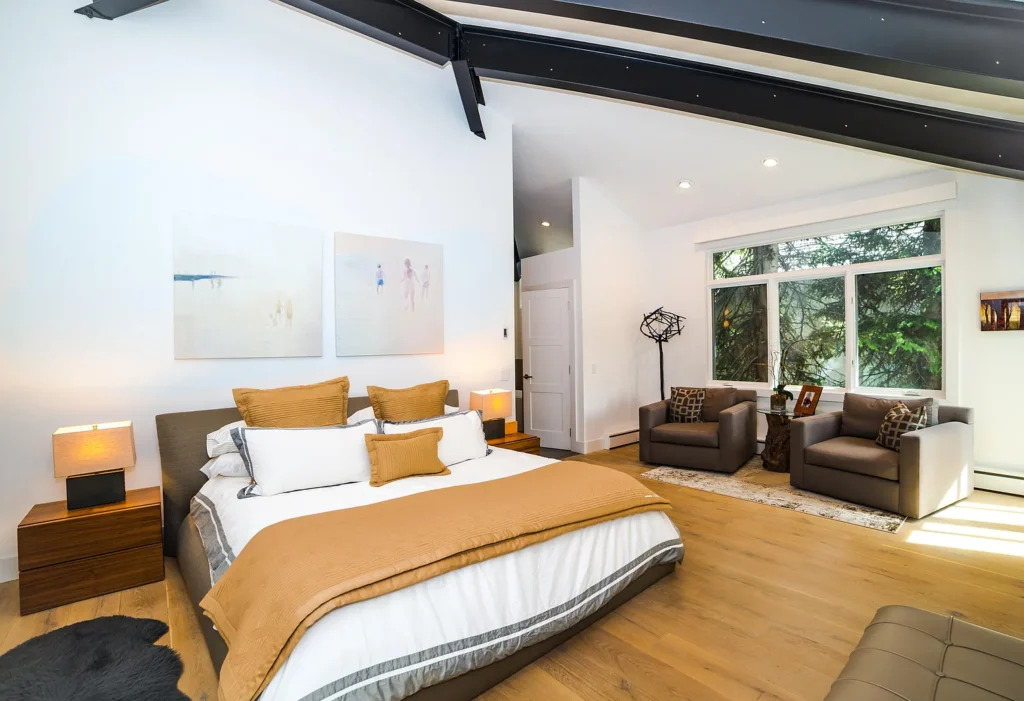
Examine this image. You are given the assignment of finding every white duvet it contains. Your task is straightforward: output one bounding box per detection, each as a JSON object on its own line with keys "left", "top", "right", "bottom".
{"left": 192, "top": 448, "right": 683, "bottom": 701}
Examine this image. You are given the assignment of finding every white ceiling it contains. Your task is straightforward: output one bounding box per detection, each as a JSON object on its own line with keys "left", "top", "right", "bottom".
{"left": 486, "top": 82, "right": 938, "bottom": 257}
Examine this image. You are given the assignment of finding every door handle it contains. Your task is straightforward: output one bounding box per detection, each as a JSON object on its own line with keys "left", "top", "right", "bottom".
{"left": 523, "top": 374, "right": 533, "bottom": 380}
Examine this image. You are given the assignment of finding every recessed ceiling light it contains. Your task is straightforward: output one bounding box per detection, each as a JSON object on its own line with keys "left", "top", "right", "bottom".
{"left": 541, "top": 221, "right": 551, "bottom": 227}
{"left": 677, "top": 180, "right": 692, "bottom": 190}
{"left": 762, "top": 157, "right": 779, "bottom": 168}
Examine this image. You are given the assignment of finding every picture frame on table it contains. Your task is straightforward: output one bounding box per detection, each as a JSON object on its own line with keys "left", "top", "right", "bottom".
{"left": 794, "top": 385, "right": 823, "bottom": 417}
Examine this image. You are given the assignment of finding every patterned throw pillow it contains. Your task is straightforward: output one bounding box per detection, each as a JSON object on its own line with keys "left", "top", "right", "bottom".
{"left": 668, "top": 388, "right": 706, "bottom": 424}
{"left": 876, "top": 402, "right": 927, "bottom": 452}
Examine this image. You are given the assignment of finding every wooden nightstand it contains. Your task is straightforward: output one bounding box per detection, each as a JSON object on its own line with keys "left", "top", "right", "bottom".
{"left": 488, "top": 432, "right": 541, "bottom": 455}
{"left": 17, "top": 486, "right": 164, "bottom": 615}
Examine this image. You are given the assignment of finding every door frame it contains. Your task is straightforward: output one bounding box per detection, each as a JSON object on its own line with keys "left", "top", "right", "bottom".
{"left": 521, "top": 281, "right": 578, "bottom": 452}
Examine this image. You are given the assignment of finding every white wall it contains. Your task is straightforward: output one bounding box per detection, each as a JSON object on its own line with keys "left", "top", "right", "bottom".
{"left": 575, "top": 179, "right": 647, "bottom": 446}
{"left": 947, "top": 174, "right": 1024, "bottom": 480}
{"left": 0, "top": 0, "right": 515, "bottom": 579}
{"left": 636, "top": 171, "right": 1024, "bottom": 482}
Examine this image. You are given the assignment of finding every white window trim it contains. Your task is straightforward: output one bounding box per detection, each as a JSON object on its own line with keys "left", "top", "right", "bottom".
{"left": 705, "top": 213, "right": 946, "bottom": 399}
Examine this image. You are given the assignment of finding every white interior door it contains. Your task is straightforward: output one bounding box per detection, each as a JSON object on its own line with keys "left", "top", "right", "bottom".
{"left": 522, "top": 287, "right": 572, "bottom": 450}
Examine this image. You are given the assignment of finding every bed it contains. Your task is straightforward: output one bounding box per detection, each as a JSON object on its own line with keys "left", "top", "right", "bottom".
{"left": 156, "top": 390, "right": 683, "bottom": 701}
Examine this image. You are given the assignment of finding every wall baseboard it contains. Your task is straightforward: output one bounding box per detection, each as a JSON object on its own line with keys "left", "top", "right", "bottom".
{"left": 0, "top": 556, "right": 17, "bottom": 584}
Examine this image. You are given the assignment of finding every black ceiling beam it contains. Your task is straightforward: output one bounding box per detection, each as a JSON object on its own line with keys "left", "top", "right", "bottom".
{"left": 75, "top": 0, "right": 169, "bottom": 19}
{"left": 452, "top": 60, "right": 487, "bottom": 138}
{"left": 276, "top": 0, "right": 457, "bottom": 65}
{"left": 461, "top": 26, "right": 1024, "bottom": 180}
{"left": 447, "top": 0, "right": 1024, "bottom": 99}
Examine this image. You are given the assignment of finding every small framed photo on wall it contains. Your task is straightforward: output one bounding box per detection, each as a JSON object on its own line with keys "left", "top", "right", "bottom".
{"left": 794, "top": 385, "right": 823, "bottom": 417}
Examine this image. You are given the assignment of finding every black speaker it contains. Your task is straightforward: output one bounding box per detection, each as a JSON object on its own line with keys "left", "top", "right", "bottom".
{"left": 482, "top": 418, "right": 506, "bottom": 441}
{"left": 66, "top": 469, "right": 126, "bottom": 510}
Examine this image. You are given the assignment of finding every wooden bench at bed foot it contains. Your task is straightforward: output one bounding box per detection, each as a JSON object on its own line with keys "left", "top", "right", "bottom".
{"left": 825, "top": 605, "right": 1024, "bottom": 700}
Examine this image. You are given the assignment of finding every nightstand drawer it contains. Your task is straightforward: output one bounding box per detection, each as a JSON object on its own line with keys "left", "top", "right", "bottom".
{"left": 487, "top": 433, "right": 542, "bottom": 454}
{"left": 18, "top": 503, "right": 162, "bottom": 571}
{"left": 19, "top": 544, "right": 164, "bottom": 615}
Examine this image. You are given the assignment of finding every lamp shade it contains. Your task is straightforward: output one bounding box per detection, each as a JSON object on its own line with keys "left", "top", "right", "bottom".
{"left": 470, "top": 389, "right": 513, "bottom": 421}
{"left": 53, "top": 421, "right": 136, "bottom": 478}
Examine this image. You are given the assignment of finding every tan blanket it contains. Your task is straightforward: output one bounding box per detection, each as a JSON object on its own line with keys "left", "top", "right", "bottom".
{"left": 201, "top": 461, "right": 673, "bottom": 701}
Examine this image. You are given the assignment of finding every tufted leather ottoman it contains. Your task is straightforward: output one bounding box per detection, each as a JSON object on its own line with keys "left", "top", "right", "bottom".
{"left": 825, "top": 605, "right": 1024, "bottom": 700}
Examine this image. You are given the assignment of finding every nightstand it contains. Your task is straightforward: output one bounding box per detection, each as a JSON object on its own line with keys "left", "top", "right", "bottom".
{"left": 17, "top": 486, "right": 164, "bottom": 615}
{"left": 487, "top": 432, "right": 541, "bottom": 455}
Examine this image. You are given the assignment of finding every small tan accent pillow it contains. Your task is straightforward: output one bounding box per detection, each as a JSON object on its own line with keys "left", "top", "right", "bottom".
{"left": 233, "top": 377, "right": 350, "bottom": 428}
{"left": 365, "top": 427, "right": 449, "bottom": 487}
{"left": 367, "top": 380, "right": 450, "bottom": 422}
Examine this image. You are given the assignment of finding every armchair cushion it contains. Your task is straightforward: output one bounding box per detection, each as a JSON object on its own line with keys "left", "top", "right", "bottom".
{"left": 650, "top": 422, "right": 719, "bottom": 448}
{"left": 805, "top": 436, "right": 900, "bottom": 481}
{"left": 840, "top": 394, "right": 936, "bottom": 440}
{"left": 701, "top": 388, "right": 738, "bottom": 422}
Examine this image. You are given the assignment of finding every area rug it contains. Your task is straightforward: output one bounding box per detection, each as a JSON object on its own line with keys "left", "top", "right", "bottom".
{"left": 642, "top": 456, "right": 906, "bottom": 533}
{"left": 0, "top": 616, "right": 187, "bottom": 701}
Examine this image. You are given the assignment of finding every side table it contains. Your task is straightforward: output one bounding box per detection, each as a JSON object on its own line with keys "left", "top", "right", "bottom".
{"left": 758, "top": 409, "right": 797, "bottom": 473}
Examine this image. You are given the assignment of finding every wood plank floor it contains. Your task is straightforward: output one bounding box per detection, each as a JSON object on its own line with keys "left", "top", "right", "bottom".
{"left": 3, "top": 445, "right": 1024, "bottom": 701}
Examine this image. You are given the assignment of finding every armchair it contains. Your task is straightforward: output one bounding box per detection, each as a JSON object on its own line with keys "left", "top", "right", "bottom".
{"left": 640, "top": 389, "right": 757, "bottom": 473}
{"left": 791, "top": 395, "right": 974, "bottom": 518}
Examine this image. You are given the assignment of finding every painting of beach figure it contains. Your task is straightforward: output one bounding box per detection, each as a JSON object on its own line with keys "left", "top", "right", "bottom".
{"left": 174, "top": 215, "right": 323, "bottom": 358}
{"left": 335, "top": 233, "right": 443, "bottom": 356}
{"left": 981, "top": 290, "right": 1024, "bottom": 332}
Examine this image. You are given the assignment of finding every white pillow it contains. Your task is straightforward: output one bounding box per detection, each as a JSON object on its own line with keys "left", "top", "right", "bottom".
{"left": 382, "top": 410, "right": 489, "bottom": 467}
{"left": 349, "top": 404, "right": 460, "bottom": 424}
{"left": 232, "top": 419, "right": 379, "bottom": 498}
{"left": 207, "top": 420, "right": 246, "bottom": 457}
{"left": 200, "top": 453, "right": 248, "bottom": 480}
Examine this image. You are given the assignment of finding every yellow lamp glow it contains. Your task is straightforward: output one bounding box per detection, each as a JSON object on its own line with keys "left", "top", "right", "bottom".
{"left": 53, "top": 421, "right": 136, "bottom": 478}
{"left": 470, "top": 389, "right": 513, "bottom": 421}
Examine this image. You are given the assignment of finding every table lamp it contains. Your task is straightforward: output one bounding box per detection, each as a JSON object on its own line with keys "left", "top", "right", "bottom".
{"left": 53, "top": 421, "right": 136, "bottom": 510}
{"left": 471, "top": 389, "right": 513, "bottom": 440}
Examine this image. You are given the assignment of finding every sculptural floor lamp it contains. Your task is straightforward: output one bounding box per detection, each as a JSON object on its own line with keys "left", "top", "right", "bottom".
{"left": 641, "top": 307, "right": 686, "bottom": 400}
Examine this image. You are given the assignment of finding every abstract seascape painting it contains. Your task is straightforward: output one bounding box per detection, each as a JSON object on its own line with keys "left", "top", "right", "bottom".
{"left": 173, "top": 215, "right": 323, "bottom": 358}
{"left": 980, "top": 290, "right": 1024, "bottom": 332}
{"left": 334, "top": 233, "right": 444, "bottom": 356}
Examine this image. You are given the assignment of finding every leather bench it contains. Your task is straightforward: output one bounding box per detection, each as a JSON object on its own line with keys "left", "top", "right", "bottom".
{"left": 826, "top": 605, "right": 1024, "bottom": 700}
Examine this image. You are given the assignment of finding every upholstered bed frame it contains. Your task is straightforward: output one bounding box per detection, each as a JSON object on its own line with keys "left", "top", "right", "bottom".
{"left": 154, "top": 390, "right": 676, "bottom": 701}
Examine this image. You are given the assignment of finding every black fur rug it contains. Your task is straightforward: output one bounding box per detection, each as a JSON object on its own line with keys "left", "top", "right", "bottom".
{"left": 0, "top": 616, "right": 188, "bottom": 701}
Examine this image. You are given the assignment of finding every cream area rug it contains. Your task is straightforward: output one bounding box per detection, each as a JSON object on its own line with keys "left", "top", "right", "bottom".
{"left": 642, "top": 456, "right": 906, "bottom": 533}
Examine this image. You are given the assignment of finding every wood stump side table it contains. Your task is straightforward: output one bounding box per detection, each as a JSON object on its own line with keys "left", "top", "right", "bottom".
{"left": 758, "top": 409, "right": 797, "bottom": 473}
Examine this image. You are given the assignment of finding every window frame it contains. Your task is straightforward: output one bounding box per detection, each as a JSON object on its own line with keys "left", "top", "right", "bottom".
{"left": 705, "top": 212, "right": 946, "bottom": 400}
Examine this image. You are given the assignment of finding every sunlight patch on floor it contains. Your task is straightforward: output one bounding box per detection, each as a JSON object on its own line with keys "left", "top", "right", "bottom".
{"left": 935, "top": 505, "right": 1024, "bottom": 528}
{"left": 906, "top": 529, "right": 1024, "bottom": 557}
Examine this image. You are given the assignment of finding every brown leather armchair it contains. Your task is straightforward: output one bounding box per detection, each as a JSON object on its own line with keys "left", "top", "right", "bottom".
{"left": 639, "top": 389, "right": 757, "bottom": 473}
{"left": 791, "top": 394, "right": 974, "bottom": 518}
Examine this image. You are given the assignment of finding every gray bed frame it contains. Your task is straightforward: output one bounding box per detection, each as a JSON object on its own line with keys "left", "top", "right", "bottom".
{"left": 154, "top": 389, "right": 676, "bottom": 701}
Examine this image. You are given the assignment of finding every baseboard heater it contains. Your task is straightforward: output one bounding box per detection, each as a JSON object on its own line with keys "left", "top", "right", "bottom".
{"left": 975, "top": 468, "right": 1024, "bottom": 497}
{"left": 609, "top": 429, "right": 639, "bottom": 449}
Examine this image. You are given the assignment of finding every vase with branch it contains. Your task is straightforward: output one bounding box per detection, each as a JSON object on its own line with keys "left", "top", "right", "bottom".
{"left": 765, "top": 344, "right": 795, "bottom": 411}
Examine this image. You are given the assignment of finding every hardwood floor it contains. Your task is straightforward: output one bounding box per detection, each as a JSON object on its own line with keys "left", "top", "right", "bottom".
{"left": 3, "top": 444, "right": 1023, "bottom": 701}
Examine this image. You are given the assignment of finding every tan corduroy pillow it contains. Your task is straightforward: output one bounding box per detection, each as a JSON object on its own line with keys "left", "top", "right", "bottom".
{"left": 233, "top": 377, "right": 350, "bottom": 428}
{"left": 367, "top": 380, "right": 449, "bottom": 422}
{"left": 365, "top": 427, "right": 449, "bottom": 487}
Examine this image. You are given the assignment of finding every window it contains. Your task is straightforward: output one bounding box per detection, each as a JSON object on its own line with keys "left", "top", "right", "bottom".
{"left": 712, "top": 285, "right": 768, "bottom": 382}
{"left": 857, "top": 267, "right": 942, "bottom": 391}
{"left": 709, "top": 217, "right": 944, "bottom": 394}
{"left": 713, "top": 218, "right": 941, "bottom": 279}
{"left": 779, "top": 277, "right": 846, "bottom": 388}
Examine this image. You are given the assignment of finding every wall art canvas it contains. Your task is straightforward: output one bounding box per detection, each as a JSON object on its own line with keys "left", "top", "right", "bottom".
{"left": 334, "top": 232, "right": 444, "bottom": 356}
{"left": 174, "top": 215, "right": 323, "bottom": 359}
{"left": 980, "top": 290, "right": 1024, "bottom": 332}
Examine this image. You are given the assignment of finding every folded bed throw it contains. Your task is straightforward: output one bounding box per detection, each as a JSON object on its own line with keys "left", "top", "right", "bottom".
{"left": 201, "top": 461, "right": 674, "bottom": 701}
